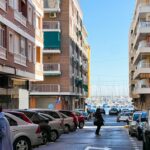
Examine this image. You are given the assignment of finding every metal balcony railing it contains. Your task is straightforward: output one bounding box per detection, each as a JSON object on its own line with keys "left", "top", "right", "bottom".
{"left": 14, "top": 53, "right": 26, "bottom": 66}
{"left": 137, "top": 62, "right": 150, "bottom": 69}
{"left": 44, "top": 63, "right": 60, "bottom": 72}
{"left": 44, "top": 0, "right": 60, "bottom": 11}
{"left": 43, "top": 21, "right": 60, "bottom": 30}
{"left": 31, "top": 84, "right": 60, "bottom": 92}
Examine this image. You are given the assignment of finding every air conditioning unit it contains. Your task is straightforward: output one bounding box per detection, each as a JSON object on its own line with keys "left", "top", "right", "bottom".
{"left": 49, "top": 12, "right": 57, "bottom": 18}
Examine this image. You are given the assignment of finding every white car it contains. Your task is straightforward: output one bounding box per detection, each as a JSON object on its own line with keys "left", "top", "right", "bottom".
{"left": 4, "top": 113, "right": 42, "bottom": 150}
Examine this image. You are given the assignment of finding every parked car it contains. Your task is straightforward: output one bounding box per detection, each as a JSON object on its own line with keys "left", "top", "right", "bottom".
{"left": 59, "top": 112, "right": 75, "bottom": 132}
{"left": 143, "top": 109, "right": 150, "bottom": 150}
{"left": 6, "top": 111, "right": 32, "bottom": 123}
{"left": 32, "top": 109, "right": 65, "bottom": 131}
{"left": 117, "top": 112, "right": 133, "bottom": 123}
{"left": 73, "top": 111, "right": 85, "bottom": 129}
{"left": 82, "top": 112, "right": 90, "bottom": 120}
{"left": 39, "top": 113, "right": 63, "bottom": 142}
{"left": 59, "top": 110, "right": 79, "bottom": 130}
{"left": 18, "top": 110, "right": 51, "bottom": 144}
{"left": 5, "top": 113, "right": 42, "bottom": 150}
{"left": 129, "top": 111, "right": 147, "bottom": 140}
{"left": 109, "top": 108, "right": 119, "bottom": 115}
{"left": 136, "top": 112, "right": 148, "bottom": 140}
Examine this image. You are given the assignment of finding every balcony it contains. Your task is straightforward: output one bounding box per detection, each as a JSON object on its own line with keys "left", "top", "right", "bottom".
{"left": 43, "top": 21, "right": 60, "bottom": 32}
{"left": 30, "top": 84, "right": 60, "bottom": 95}
{"left": 133, "top": 41, "right": 150, "bottom": 64}
{"left": 132, "top": 3, "right": 150, "bottom": 31}
{"left": 0, "top": 46, "right": 6, "bottom": 60}
{"left": 44, "top": 0, "right": 60, "bottom": 12}
{"left": 133, "top": 21, "right": 150, "bottom": 48}
{"left": 0, "top": 0, "right": 6, "bottom": 11}
{"left": 82, "top": 63, "right": 88, "bottom": 72}
{"left": 14, "top": 53, "right": 26, "bottom": 66}
{"left": 44, "top": 63, "right": 61, "bottom": 75}
{"left": 134, "top": 80, "right": 150, "bottom": 94}
{"left": 133, "top": 62, "right": 150, "bottom": 79}
{"left": 14, "top": 10, "right": 27, "bottom": 27}
{"left": 43, "top": 31, "right": 61, "bottom": 53}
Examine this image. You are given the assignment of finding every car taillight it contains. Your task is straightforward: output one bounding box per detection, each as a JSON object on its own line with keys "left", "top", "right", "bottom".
{"left": 36, "top": 126, "right": 41, "bottom": 134}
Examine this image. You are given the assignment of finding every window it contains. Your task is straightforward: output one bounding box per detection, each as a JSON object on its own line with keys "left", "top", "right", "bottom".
{"left": 21, "top": 37, "right": 26, "bottom": 56}
{"left": 14, "top": 34, "right": 20, "bottom": 54}
{"left": 9, "top": 32, "right": 14, "bottom": 53}
{"left": 28, "top": 4, "right": 32, "bottom": 24}
{"left": 0, "top": 24, "right": 5, "bottom": 48}
{"left": 9, "top": 0, "right": 14, "bottom": 8}
{"left": 28, "top": 43, "right": 32, "bottom": 62}
{"left": 33, "top": 12, "right": 36, "bottom": 28}
{"left": 5, "top": 116, "right": 17, "bottom": 126}
{"left": 36, "top": 15, "right": 41, "bottom": 29}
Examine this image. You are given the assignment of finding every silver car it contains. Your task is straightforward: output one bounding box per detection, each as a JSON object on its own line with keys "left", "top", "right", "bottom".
{"left": 39, "top": 113, "right": 63, "bottom": 142}
{"left": 5, "top": 113, "right": 42, "bottom": 150}
{"left": 59, "top": 112, "right": 75, "bottom": 133}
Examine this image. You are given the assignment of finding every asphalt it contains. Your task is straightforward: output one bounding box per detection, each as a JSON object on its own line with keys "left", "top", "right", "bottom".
{"left": 34, "top": 115, "right": 142, "bottom": 150}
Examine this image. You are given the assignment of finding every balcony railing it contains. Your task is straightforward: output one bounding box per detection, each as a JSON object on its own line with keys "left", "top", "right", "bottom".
{"left": 44, "top": 63, "right": 60, "bottom": 71}
{"left": 138, "top": 40, "right": 150, "bottom": 49}
{"left": 0, "top": 0, "right": 6, "bottom": 11}
{"left": 137, "top": 62, "right": 150, "bottom": 69}
{"left": 30, "top": 84, "right": 60, "bottom": 93}
{"left": 14, "top": 53, "right": 26, "bottom": 66}
{"left": 44, "top": 0, "right": 60, "bottom": 12}
{"left": 0, "top": 46, "right": 6, "bottom": 59}
{"left": 43, "top": 21, "right": 60, "bottom": 31}
{"left": 14, "top": 10, "right": 27, "bottom": 26}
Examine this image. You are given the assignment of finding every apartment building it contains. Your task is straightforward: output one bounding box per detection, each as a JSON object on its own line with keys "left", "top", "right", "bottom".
{"left": 0, "top": 0, "right": 43, "bottom": 109}
{"left": 30, "top": 0, "right": 90, "bottom": 110}
{"left": 129, "top": 0, "right": 150, "bottom": 110}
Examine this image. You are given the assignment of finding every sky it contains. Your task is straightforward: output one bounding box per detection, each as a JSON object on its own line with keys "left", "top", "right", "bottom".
{"left": 79, "top": 0, "right": 135, "bottom": 97}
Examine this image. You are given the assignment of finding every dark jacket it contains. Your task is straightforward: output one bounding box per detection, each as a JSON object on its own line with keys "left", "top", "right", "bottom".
{"left": 94, "top": 109, "right": 104, "bottom": 126}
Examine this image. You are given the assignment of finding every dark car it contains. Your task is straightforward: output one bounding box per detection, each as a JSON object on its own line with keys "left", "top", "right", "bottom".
{"left": 109, "top": 108, "right": 119, "bottom": 115}
{"left": 136, "top": 112, "right": 148, "bottom": 140}
{"left": 18, "top": 110, "right": 51, "bottom": 144}
{"left": 143, "top": 110, "right": 150, "bottom": 150}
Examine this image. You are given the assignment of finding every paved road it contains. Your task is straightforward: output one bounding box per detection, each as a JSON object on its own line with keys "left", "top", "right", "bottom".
{"left": 34, "top": 115, "right": 142, "bottom": 150}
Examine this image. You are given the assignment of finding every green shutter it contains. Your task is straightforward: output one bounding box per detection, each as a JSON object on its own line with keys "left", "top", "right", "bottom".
{"left": 44, "top": 32, "right": 61, "bottom": 49}
{"left": 83, "top": 84, "right": 88, "bottom": 92}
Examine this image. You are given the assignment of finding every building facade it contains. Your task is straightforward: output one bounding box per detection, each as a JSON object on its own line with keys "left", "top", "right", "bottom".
{"left": 129, "top": 0, "right": 150, "bottom": 110}
{"left": 30, "top": 0, "right": 90, "bottom": 110}
{"left": 0, "top": 0, "right": 43, "bottom": 109}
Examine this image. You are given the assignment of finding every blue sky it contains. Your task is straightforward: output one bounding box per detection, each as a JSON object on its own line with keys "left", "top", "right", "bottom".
{"left": 79, "top": 0, "right": 135, "bottom": 96}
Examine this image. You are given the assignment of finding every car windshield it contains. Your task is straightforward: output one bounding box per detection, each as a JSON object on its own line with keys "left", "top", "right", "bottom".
{"left": 133, "top": 113, "right": 140, "bottom": 121}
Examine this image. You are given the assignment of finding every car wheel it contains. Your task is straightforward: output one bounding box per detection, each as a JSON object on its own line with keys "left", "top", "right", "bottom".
{"left": 50, "top": 130, "right": 58, "bottom": 142}
{"left": 41, "top": 129, "right": 49, "bottom": 144}
{"left": 64, "top": 125, "right": 70, "bottom": 133}
{"left": 13, "top": 137, "right": 31, "bottom": 150}
{"left": 79, "top": 122, "right": 84, "bottom": 129}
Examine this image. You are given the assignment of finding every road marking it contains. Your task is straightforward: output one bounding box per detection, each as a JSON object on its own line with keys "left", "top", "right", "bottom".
{"left": 85, "top": 146, "right": 111, "bottom": 150}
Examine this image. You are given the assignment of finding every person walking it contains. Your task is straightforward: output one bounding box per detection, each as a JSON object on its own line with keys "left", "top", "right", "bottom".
{"left": 0, "top": 106, "right": 13, "bottom": 150}
{"left": 94, "top": 108, "right": 104, "bottom": 135}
